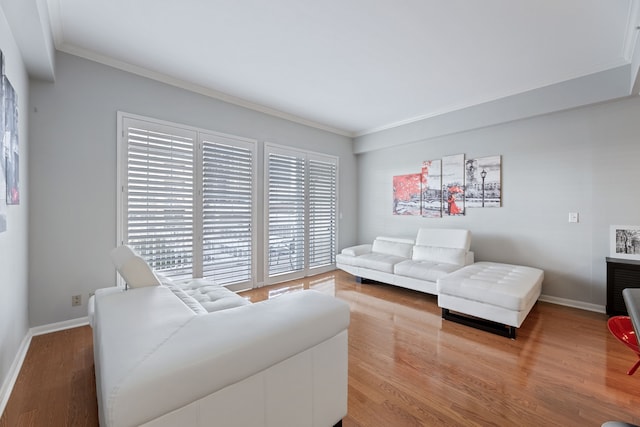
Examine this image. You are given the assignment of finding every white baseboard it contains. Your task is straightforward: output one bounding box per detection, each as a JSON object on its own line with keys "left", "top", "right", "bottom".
{"left": 539, "top": 294, "right": 605, "bottom": 314}
{"left": 0, "top": 332, "right": 32, "bottom": 418}
{"left": 30, "top": 316, "right": 89, "bottom": 337}
{"left": 0, "top": 316, "right": 90, "bottom": 418}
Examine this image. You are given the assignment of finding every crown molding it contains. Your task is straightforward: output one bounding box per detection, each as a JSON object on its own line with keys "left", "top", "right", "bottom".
{"left": 354, "top": 61, "right": 631, "bottom": 138}
{"left": 45, "top": 0, "right": 63, "bottom": 48}
{"left": 55, "top": 43, "right": 353, "bottom": 138}
{"left": 623, "top": 0, "right": 640, "bottom": 62}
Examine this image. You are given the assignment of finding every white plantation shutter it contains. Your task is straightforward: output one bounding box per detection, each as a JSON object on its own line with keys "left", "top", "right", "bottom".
{"left": 308, "top": 156, "right": 337, "bottom": 269}
{"left": 201, "top": 134, "right": 255, "bottom": 286}
{"left": 267, "top": 149, "right": 306, "bottom": 277}
{"left": 265, "top": 144, "right": 338, "bottom": 282}
{"left": 119, "top": 115, "right": 256, "bottom": 287}
{"left": 124, "top": 119, "right": 195, "bottom": 280}
{"left": 119, "top": 114, "right": 336, "bottom": 288}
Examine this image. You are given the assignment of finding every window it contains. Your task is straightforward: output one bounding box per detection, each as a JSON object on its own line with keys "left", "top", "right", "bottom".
{"left": 265, "top": 144, "right": 338, "bottom": 283}
{"left": 118, "top": 114, "right": 338, "bottom": 289}
{"left": 118, "top": 114, "right": 256, "bottom": 288}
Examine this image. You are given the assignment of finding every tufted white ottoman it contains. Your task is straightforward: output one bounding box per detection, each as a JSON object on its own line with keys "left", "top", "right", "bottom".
{"left": 437, "top": 262, "right": 544, "bottom": 338}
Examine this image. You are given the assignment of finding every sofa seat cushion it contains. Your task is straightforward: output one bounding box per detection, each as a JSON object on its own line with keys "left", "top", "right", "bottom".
{"left": 437, "top": 262, "right": 543, "bottom": 311}
{"left": 163, "top": 283, "right": 208, "bottom": 314}
{"left": 179, "top": 279, "right": 251, "bottom": 313}
{"left": 336, "top": 253, "right": 359, "bottom": 267}
{"left": 343, "top": 252, "right": 408, "bottom": 273}
{"left": 394, "top": 259, "right": 462, "bottom": 282}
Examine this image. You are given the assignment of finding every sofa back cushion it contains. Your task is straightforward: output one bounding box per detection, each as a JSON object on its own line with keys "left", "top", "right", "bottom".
{"left": 110, "top": 245, "right": 162, "bottom": 288}
{"left": 412, "top": 245, "right": 467, "bottom": 266}
{"left": 372, "top": 237, "right": 414, "bottom": 258}
{"left": 415, "top": 228, "right": 471, "bottom": 251}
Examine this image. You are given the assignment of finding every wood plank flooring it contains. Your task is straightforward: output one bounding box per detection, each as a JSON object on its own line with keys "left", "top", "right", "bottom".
{"left": 0, "top": 324, "right": 96, "bottom": 427}
{"left": 2, "top": 270, "right": 640, "bottom": 426}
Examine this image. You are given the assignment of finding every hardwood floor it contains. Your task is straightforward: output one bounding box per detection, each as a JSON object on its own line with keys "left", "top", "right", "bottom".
{"left": 2, "top": 270, "right": 640, "bottom": 426}
{"left": 0, "top": 324, "right": 96, "bottom": 427}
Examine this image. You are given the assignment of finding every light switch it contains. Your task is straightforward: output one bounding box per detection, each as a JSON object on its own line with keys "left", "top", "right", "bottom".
{"left": 568, "top": 212, "right": 579, "bottom": 223}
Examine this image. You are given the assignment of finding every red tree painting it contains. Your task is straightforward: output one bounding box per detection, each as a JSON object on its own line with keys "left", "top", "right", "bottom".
{"left": 393, "top": 173, "right": 421, "bottom": 215}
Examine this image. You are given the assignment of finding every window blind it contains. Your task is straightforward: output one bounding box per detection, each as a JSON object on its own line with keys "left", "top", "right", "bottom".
{"left": 267, "top": 151, "right": 306, "bottom": 277}
{"left": 125, "top": 121, "right": 195, "bottom": 280}
{"left": 308, "top": 157, "right": 337, "bottom": 269}
{"left": 265, "top": 145, "right": 338, "bottom": 282}
{"left": 120, "top": 114, "right": 335, "bottom": 289}
{"left": 120, "top": 115, "right": 256, "bottom": 287}
{"left": 201, "top": 135, "right": 254, "bottom": 285}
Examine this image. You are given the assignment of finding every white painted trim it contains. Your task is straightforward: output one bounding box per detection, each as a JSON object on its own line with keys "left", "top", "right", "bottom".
{"left": 45, "top": 0, "right": 63, "bottom": 47}
{"left": 538, "top": 294, "right": 605, "bottom": 314}
{"left": 623, "top": 0, "right": 640, "bottom": 62}
{"left": 354, "top": 62, "right": 631, "bottom": 138}
{"left": 30, "top": 316, "right": 90, "bottom": 337}
{"left": 54, "top": 43, "right": 353, "bottom": 138}
{"left": 0, "top": 333, "right": 32, "bottom": 418}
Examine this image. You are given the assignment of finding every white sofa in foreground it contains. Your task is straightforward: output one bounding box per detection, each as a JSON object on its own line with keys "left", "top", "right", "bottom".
{"left": 92, "top": 246, "right": 350, "bottom": 427}
{"left": 336, "top": 228, "right": 474, "bottom": 295}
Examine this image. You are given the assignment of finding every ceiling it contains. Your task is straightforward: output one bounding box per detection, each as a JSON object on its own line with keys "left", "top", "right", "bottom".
{"left": 6, "top": 0, "right": 640, "bottom": 136}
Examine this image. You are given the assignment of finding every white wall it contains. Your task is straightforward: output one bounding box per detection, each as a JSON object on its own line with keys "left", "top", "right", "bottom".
{"left": 28, "top": 51, "right": 357, "bottom": 327}
{"left": 0, "top": 4, "right": 29, "bottom": 411}
{"left": 354, "top": 95, "right": 640, "bottom": 310}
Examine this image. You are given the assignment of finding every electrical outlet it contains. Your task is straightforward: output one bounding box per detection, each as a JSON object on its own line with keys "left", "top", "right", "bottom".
{"left": 72, "top": 294, "right": 82, "bottom": 307}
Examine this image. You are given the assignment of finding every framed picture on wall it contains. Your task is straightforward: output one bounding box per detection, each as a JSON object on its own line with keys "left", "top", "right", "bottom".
{"left": 610, "top": 225, "right": 640, "bottom": 260}
{"left": 3, "top": 74, "right": 19, "bottom": 205}
{"left": 421, "top": 159, "right": 442, "bottom": 218}
{"left": 442, "top": 154, "right": 465, "bottom": 216}
{"left": 465, "top": 155, "right": 501, "bottom": 208}
{"left": 392, "top": 173, "right": 421, "bottom": 215}
{"left": 0, "top": 50, "right": 6, "bottom": 231}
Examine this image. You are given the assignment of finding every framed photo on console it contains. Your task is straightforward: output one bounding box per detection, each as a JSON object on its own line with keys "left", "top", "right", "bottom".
{"left": 611, "top": 225, "right": 640, "bottom": 260}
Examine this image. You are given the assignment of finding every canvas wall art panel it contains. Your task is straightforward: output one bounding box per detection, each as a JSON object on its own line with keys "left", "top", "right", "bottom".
{"left": 3, "top": 74, "right": 18, "bottom": 205}
{"left": 465, "top": 155, "right": 501, "bottom": 208}
{"left": 421, "top": 159, "right": 442, "bottom": 218}
{"left": 0, "top": 50, "right": 6, "bottom": 232}
{"left": 442, "top": 154, "right": 465, "bottom": 216}
{"left": 611, "top": 225, "right": 640, "bottom": 260}
{"left": 393, "top": 173, "right": 421, "bottom": 215}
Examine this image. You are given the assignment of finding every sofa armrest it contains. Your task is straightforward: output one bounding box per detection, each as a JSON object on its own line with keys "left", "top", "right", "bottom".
{"left": 341, "top": 244, "right": 372, "bottom": 257}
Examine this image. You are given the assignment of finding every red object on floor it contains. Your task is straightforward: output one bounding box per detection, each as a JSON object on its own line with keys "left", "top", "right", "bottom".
{"left": 608, "top": 316, "right": 640, "bottom": 375}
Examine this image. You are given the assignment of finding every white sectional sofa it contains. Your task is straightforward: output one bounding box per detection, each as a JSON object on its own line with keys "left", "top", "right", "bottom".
{"left": 337, "top": 229, "right": 544, "bottom": 339}
{"left": 92, "top": 246, "right": 350, "bottom": 427}
{"left": 336, "top": 228, "right": 474, "bottom": 295}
